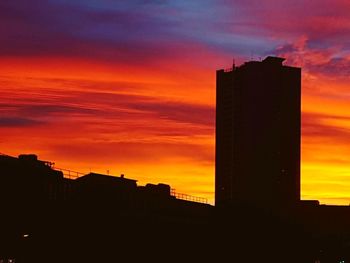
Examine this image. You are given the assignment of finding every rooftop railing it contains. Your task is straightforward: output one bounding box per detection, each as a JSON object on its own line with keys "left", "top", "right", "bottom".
{"left": 170, "top": 189, "right": 208, "bottom": 204}
{"left": 54, "top": 167, "right": 85, "bottom": 179}
{"left": 1, "top": 152, "right": 208, "bottom": 204}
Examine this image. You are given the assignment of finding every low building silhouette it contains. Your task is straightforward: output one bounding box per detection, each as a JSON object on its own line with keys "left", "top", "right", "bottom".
{"left": 74, "top": 172, "right": 137, "bottom": 209}
{"left": 0, "top": 154, "right": 64, "bottom": 206}
{"left": 0, "top": 152, "right": 213, "bottom": 261}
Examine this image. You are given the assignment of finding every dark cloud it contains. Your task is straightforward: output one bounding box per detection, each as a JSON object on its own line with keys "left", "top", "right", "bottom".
{"left": 71, "top": 91, "right": 215, "bottom": 127}
{"left": 2, "top": 0, "right": 350, "bottom": 66}
{"left": 0, "top": 86, "right": 214, "bottom": 130}
{"left": 130, "top": 100, "right": 215, "bottom": 126}
{"left": 0, "top": 117, "right": 42, "bottom": 127}
{"left": 0, "top": 102, "right": 99, "bottom": 118}
{"left": 302, "top": 112, "right": 350, "bottom": 142}
{"left": 308, "top": 57, "right": 350, "bottom": 77}
{"left": 224, "top": 0, "right": 350, "bottom": 38}
{"left": 50, "top": 140, "right": 214, "bottom": 165}
{"left": 25, "top": 86, "right": 216, "bottom": 127}
{"left": 21, "top": 105, "right": 98, "bottom": 116}
{"left": 269, "top": 35, "right": 350, "bottom": 83}
{"left": 0, "top": 0, "right": 226, "bottom": 65}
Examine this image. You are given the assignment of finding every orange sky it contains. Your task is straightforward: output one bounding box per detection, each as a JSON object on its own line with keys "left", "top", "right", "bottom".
{"left": 0, "top": 56, "right": 216, "bottom": 202}
{"left": 1, "top": 54, "right": 350, "bottom": 206}
{"left": 2, "top": 0, "right": 350, "bottom": 205}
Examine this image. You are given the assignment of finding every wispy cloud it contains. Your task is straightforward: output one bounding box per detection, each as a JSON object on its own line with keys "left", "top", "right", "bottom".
{"left": 0, "top": 117, "right": 42, "bottom": 127}
{"left": 302, "top": 112, "right": 350, "bottom": 143}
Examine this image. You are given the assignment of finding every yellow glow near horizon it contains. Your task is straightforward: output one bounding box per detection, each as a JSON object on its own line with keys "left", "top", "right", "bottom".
{"left": 2, "top": 56, "right": 350, "bottom": 205}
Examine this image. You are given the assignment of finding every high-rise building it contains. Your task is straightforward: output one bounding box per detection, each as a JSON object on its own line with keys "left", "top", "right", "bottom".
{"left": 215, "top": 56, "right": 301, "bottom": 207}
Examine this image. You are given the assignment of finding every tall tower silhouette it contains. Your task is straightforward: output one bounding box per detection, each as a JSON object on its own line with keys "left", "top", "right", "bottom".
{"left": 215, "top": 56, "right": 301, "bottom": 207}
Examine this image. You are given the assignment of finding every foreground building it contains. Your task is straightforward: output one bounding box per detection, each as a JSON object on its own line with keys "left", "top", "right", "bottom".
{"left": 215, "top": 56, "right": 301, "bottom": 207}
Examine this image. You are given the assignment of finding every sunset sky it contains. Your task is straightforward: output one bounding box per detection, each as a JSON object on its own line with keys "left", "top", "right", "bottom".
{"left": 1, "top": 0, "right": 350, "bottom": 205}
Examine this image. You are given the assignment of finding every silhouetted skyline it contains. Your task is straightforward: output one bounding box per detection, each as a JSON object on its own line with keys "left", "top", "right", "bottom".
{"left": 4, "top": 55, "right": 350, "bottom": 261}
{"left": 2, "top": 1, "right": 350, "bottom": 262}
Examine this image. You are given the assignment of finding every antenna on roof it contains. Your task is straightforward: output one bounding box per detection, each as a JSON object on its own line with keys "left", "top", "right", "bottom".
{"left": 232, "top": 58, "right": 235, "bottom": 69}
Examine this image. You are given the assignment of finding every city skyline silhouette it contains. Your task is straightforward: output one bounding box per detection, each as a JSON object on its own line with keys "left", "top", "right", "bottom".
{"left": 2, "top": 1, "right": 350, "bottom": 262}
{"left": 2, "top": 56, "right": 350, "bottom": 262}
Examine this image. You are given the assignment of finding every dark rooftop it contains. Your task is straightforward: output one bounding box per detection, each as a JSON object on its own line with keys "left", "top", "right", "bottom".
{"left": 77, "top": 172, "right": 137, "bottom": 183}
{"left": 262, "top": 56, "right": 286, "bottom": 65}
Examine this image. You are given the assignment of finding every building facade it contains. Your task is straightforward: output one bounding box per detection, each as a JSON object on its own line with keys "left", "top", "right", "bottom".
{"left": 215, "top": 56, "right": 301, "bottom": 207}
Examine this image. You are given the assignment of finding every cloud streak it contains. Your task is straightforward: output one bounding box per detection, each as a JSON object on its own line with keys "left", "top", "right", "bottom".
{"left": 302, "top": 112, "right": 350, "bottom": 143}
{"left": 0, "top": 117, "right": 42, "bottom": 127}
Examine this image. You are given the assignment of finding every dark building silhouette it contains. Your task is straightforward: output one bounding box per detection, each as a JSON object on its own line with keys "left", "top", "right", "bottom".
{"left": 215, "top": 56, "right": 301, "bottom": 207}
{"left": 4, "top": 56, "right": 350, "bottom": 262}
{"left": 75, "top": 172, "right": 137, "bottom": 204}
{"left": 0, "top": 153, "right": 212, "bottom": 261}
{"left": 0, "top": 154, "right": 65, "bottom": 206}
